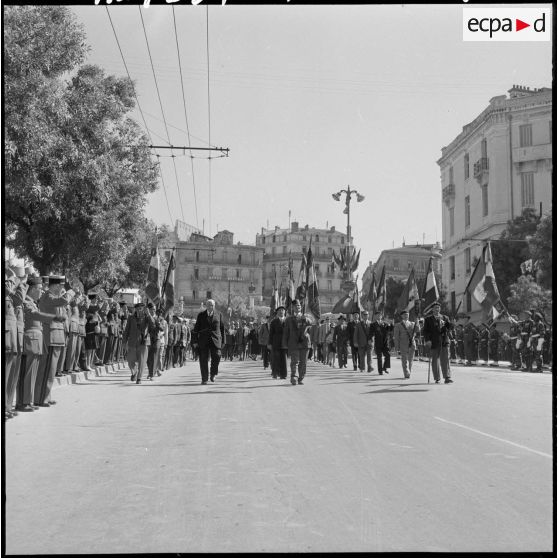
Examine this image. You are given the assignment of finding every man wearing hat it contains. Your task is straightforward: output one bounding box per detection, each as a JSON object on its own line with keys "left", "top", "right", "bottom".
{"left": 268, "top": 306, "right": 287, "bottom": 379}
{"left": 351, "top": 311, "right": 370, "bottom": 373}
{"left": 423, "top": 301, "right": 454, "bottom": 384}
{"left": 333, "top": 315, "right": 350, "bottom": 369}
{"left": 122, "top": 301, "right": 156, "bottom": 384}
{"left": 282, "top": 299, "right": 311, "bottom": 385}
{"left": 192, "top": 299, "right": 225, "bottom": 384}
{"left": 35, "top": 275, "right": 75, "bottom": 406}
{"left": 520, "top": 311, "right": 535, "bottom": 371}
{"left": 370, "top": 311, "right": 394, "bottom": 374}
{"left": 360, "top": 311, "right": 375, "bottom": 372}
{"left": 16, "top": 277, "right": 63, "bottom": 412}
{"left": 393, "top": 309, "right": 420, "bottom": 379}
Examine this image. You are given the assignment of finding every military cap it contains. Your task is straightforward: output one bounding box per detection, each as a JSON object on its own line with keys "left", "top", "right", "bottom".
{"left": 274, "top": 305, "right": 286, "bottom": 313}
{"left": 48, "top": 275, "right": 65, "bottom": 284}
{"left": 400, "top": 309, "right": 409, "bottom": 314}
{"left": 432, "top": 301, "right": 441, "bottom": 307}
{"left": 28, "top": 276, "right": 43, "bottom": 286}
{"left": 338, "top": 316, "right": 346, "bottom": 321}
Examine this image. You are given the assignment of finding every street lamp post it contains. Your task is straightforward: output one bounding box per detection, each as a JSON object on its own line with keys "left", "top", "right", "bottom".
{"left": 332, "top": 186, "right": 365, "bottom": 289}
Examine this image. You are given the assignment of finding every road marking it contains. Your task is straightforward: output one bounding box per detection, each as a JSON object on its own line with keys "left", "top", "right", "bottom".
{"left": 434, "top": 416, "right": 552, "bottom": 459}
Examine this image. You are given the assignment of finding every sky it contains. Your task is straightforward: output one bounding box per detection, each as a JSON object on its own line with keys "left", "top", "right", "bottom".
{"left": 71, "top": 2, "right": 553, "bottom": 285}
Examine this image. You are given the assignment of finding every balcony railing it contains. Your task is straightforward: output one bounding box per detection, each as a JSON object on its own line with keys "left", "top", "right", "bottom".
{"left": 473, "top": 157, "right": 489, "bottom": 183}
{"left": 442, "top": 183, "right": 455, "bottom": 207}
{"left": 513, "top": 143, "right": 552, "bottom": 164}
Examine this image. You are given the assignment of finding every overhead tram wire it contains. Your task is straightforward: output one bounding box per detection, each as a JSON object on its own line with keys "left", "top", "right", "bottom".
{"left": 172, "top": 5, "right": 199, "bottom": 230}
{"left": 206, "top": 5, "right": 212, "bottom": 236}
{"left": 139, "top": 7, "right": 186, "bottom": 223}
{"left": 105, "top": 6, "right": 174, "bottom": 224}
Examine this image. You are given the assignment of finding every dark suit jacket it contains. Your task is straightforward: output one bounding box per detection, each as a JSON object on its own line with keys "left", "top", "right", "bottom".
{"left": 423, "top": 314, "right": 454, "bottom": 349}
{"left": 268, "top": 317, "right": 286, "bottom": 350}
{"left": 192, "top": 310, "right": 225, "bottom": 349}
{"left": 370, "top": 321, "right": 393, "bottom": 347}
{"left": 282, "top": 314, "right": 311, "bottom": 351}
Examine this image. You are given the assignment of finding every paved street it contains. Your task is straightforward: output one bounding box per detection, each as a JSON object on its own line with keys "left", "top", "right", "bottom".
{"left": 5, "top": 357, "right": 553, "bottom": 553}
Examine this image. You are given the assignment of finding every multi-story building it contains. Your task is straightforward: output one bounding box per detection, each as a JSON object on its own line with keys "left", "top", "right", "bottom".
{"left": 169, "top": 228, "right": 264, "bottom": 316}
{"left": 256, "top": 222, "right": 352, "bottom": 313}
{"left": 437, "top": 85, "right": 552, "bottom": 321}
{"left": 361, "top": 242, "right": 443, "bottom": 298}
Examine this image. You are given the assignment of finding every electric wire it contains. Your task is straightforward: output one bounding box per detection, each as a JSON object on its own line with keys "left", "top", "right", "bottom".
{"left": 105, "top": 6, "right": 174, "bottom": 224}
{"left": 206, "top": 5, "right": 212, "bottom": 236}
{"left": 139, "top": 7, "right": 186, "bottom": 223}
{"left": 172, "top": 5, "right": 199, "bottom": 230}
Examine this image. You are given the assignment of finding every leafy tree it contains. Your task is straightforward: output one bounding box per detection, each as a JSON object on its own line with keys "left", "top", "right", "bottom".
{"left": 492, "top": 208, "right": 540, "bottom": 304}
{"left": 507, "top": 275, "right": 552, "bottom": 322}
{"left": 4, "top": 6, "right": 159, "bottom": 286}
{"left": 529, "top": 209, "right": 552, "bottom": 289}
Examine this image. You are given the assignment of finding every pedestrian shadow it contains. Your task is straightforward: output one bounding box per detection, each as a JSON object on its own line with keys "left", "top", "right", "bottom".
{"left": 363, "top": 383, "right": 430, "bottom": 394}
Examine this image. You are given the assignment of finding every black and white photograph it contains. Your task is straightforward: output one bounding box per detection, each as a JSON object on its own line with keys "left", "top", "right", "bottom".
{"left": 3, "top": 1, "right": 554, "bottom": 554}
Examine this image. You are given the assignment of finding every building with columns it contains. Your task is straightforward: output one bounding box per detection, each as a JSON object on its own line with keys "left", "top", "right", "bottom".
{"left": 437, "top": 85, "right": 552, "bottom": 321}
{"left": 256, "top": 221, "right": 352, "bottom": 313}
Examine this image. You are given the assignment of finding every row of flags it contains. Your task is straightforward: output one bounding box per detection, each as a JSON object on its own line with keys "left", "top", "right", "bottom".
{"left": 144, "top": 232, "right": 176, "bottom": 315}
{"left": 362, "top": 241, "right": 508, "bottom": 322}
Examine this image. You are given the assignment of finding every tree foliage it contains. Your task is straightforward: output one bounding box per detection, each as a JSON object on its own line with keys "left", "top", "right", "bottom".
{"left": 491, "top": 208, "right": 540, "bottom": 304}
{"left": 507, "top": 275, "right": 552, "bottom": 323}
{"left": 529, "top": 209, "right": 552, "bottom": 290}
{"left": 4, "top": 6, "right": 159, "bottom": 289}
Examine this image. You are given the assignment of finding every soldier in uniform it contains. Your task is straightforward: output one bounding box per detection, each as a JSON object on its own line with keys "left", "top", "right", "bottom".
{"left": 530, "top": 312, "right": 546, "bottom": 373}
{"left": 478, "top": 324, "right": 489, "bottom": 363}
{"left": 455, "top": 324, "right": 465, "bottom": 363}
{"left": 147, "top": 305, "right": 165, "bottom": 380}
{"left": 520, "top": 311, "right": 535, "bottom": 371}
{"left": 370, "top": 310, "right": 393, "bottom": 374}
{"left": 15, "top": 276, "right": 63, "bottom": 412}
{"left": 333, "top": 315, "right": 349, "bottom": 369}
{"left": 488, "top": 323, "right": 500, "bottom": 366}
{"left": 463, "top": 318, "right": 478, "bottom": 366}
{"left": 63, "top": 296, "right": 81, "bottom": 373}
{"left": 508, "top": 316, "right": 522, "bottom": 370}
{"left": 35, "top": 275, "right": 74, "bottom": 407}
{"left": 5, "top": 269, "right": 24, "bottom": 419}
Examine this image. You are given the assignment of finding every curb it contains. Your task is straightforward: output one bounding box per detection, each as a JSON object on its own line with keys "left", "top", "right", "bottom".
{"left": 52, "top": 361, "right": 130, "bottom": 389}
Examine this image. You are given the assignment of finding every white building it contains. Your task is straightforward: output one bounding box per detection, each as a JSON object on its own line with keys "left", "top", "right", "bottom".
{"left": 437, "top": 85, "right": 552, "bottom": 321}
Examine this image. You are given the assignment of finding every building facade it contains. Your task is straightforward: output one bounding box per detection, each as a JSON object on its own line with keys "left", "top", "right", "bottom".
{"left": 361, "top": 242, "right": 443, "bottom": 298}
{"left": 256, "top": 222, "right": 353, "bottom": 313}
{"left": 437, "top": 85, "right": 552, "bottom": 321}
{"left": 170, "top": 229, "right": 264, "bottom": 317}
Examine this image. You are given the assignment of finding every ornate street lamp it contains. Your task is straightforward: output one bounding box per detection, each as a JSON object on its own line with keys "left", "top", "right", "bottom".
{"left": 331, "top": 185, "right": 365, "bottom": 291}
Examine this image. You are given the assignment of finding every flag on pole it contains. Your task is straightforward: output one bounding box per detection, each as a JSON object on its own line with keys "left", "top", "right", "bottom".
{"left": 397, "top": 268, "right": 420, "bottom": 313}
{"left": 376, "top": 265, "right": 386, "bottom": 313}
{"left": 366, "top": 271, "right": 377, "bottom": 313}
{"left": 145, "top": 234, "right": 161, "bottom": 305}
{"left": 161, "top": 251, "right": 176, "bottom": 315}
{"left": 306, "top": 245, "right": 321, "bottom": 319}
{"left": 285, "top": 254, "right": 296, "bottom": 312}
{"left": 464, "top": 242, "right": 506, "bottom": 322}
{"left": 421, "top": 257, "right": 439, "bottom": 316}
{"left": 351, "top": 280, "right": 361, "bottom": 314}
{"left": 331, "top": 294, "right": 353, "bottom": 314}
{"left": 295, "top": 251, "right": 307, "bottom": 302}
{"left": 270, "top": 271, "right": 279, "bottom": 314}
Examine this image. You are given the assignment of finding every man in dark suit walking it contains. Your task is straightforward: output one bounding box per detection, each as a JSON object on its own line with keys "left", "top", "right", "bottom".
{"left": 423, "top": 301, "right": 454, "bottom": 384}
{"left": 192, "top": 299, "right": 225, "bottom": 385}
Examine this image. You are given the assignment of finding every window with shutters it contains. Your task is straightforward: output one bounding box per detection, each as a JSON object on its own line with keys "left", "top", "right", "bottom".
{"left": 465, "top": 247, "right": 471, "bottom": 274}
{"left": 464, "top": 153, "right": 469, "bottom": 179}
{"left": 449, "top": 206, "right": 455, "bottom": 236}
{"left": 481, "top": 184, "right": 488, "bottom": 216}
{"left": 519, "top": 124, "right": 532, "bottom": 147}
{"left": 521, "top": 172, "right": 535, "bottom": 207}
{"left": 449, "top": 256, "right": 455, "bottom": 281}
{"left": 465, "top": 196, "right": 471, "bottom": 228}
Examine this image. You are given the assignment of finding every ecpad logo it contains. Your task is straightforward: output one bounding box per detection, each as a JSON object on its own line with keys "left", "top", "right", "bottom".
{"left": 463, "top": 8, "right": 551, "bottom": 41}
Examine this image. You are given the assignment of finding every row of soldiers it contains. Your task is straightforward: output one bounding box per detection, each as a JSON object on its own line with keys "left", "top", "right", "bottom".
{"left": 3, "top": 267, "right": 205, "bottom": 420}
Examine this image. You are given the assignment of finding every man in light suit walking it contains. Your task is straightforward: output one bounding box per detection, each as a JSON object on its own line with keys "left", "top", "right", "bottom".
{"left": 393, "top": 309, "right": 420, "bottom": 379}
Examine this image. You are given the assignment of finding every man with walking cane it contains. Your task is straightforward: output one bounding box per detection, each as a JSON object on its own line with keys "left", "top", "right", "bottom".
{"left": 423, "top": 301, "right": 454, "bottom": 384}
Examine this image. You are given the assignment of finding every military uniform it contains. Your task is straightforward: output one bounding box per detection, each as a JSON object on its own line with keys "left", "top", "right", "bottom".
{"left": 530, "top": 314, "right": 546, "bottom": 372}
{"left": 488, "top": 325, "right": 500, "bottom": 366}
{"left": 478, "top": 325, "right": 489, "bottom": 362}
{"left": 509, "top": 321, "right": 522, "bottom": 370}
{"left": 463, "top": 322, "right": 479, "bottom": 365}
{"left": 16, "top": 278, "right": 59, "bottom": 411}
{"left": 4, "top": 276, "right": 22, "bottom": 418}
{"left": 35, "top": 276, "right": 74, "bottom": 406}
{"left": 520, "top": 315, "right": 534, "bottom": 371}
{"left": 455, "top": 325, "right": 465, "bottom": 363}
